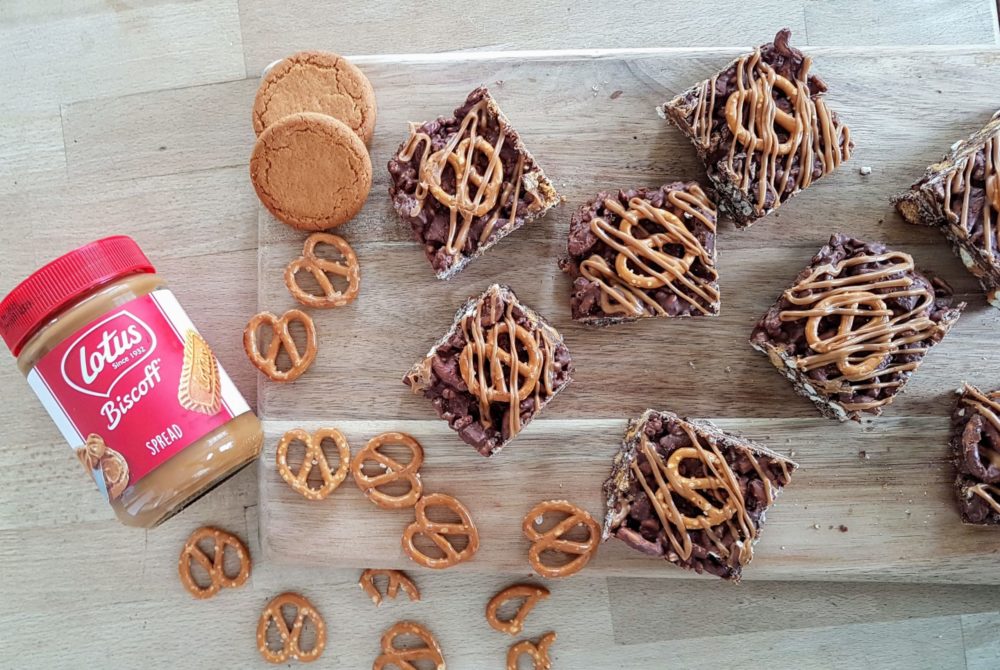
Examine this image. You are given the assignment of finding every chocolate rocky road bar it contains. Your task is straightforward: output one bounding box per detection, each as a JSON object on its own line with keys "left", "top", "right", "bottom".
{"left": 750, "top": 233, "right": 964, "bottom": 422}
{"left": 893, "top": 110, "right": 1000, "bottom": 308}
{"left": 387, "top": 87, "right": 561, "bottom": 280}
{"left": 403, "top": 284, "right": 572, "bottom": 457}
{"left": 603, "top": 409, "right": 796, "bottom": 581}
{"left": 661, "top": 28, "right": 853, "bottom": 228}
{"left": 559, "top": 181, "right": 720, "bottom": 325}
{"left": 950, "top": 384, "right": 1000, "bottom": 526}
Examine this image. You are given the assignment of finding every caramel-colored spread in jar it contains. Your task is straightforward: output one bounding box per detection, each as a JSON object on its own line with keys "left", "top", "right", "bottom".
{"left": 0, "top": 236, "right": 262, "bottom": 528}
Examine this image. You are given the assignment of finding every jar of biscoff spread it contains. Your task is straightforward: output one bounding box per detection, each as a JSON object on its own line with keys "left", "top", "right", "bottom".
{"left": 0, "top": 236, "right": 263, "bottom": 528}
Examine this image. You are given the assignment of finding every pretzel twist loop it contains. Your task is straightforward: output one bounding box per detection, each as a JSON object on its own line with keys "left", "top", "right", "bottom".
{"left": 276, "top": 428, "right": 351, "bottom": 501}
{"left": 243, "top": 309, "right": 318, "bottom": 382}
{"left": 177, "top": 526, "right": 251, "bottom": 599}
{"left": 284, "top": 232, "right": 360, "bottom": 309}
{"left": 522, "top": 500, "right": 600, "bottom": 578}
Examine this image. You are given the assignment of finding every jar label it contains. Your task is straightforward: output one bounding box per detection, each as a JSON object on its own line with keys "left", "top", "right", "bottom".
{"left": 27, "top": 289, "right": 251, "bottom": 499}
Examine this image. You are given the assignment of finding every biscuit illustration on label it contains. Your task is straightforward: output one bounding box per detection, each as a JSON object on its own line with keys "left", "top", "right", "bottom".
{"left": 75, "top": 432, "right": 106, "bottom": 471}
{"left": 76, "top": 434, "right": 129, "bottom": 500}
{"left": 101, "top": 447, "right": 129, "bottom": 500}
{"left": 178, "top": 330, "right": 222, "bottom": 415}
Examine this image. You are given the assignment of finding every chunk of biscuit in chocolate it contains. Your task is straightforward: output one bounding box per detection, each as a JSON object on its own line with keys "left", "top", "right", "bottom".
{"left": 661, "top": 29, "right": 853, "bottom": 228}
{"left": 403, "top": 284, "right": 572, "bottom": 456}
{"left": 559, "top": 181, "right": 719, "bottom": 324}
{"left": 893, "top": 111, "right": 1000, "bottom": 309}
{"left": 388, "top": 87, "right": 561, "bottom": 279}
{"left": 602, "top": 409, "right": 796, "bottom": 581}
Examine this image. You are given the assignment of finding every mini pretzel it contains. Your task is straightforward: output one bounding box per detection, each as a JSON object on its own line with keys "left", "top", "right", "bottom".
{"left": 276, "top": 428, "right": 350, "bottom": 501}
{"left": 522, "top": 499, "right": 600, "bottom": 578}
{"left": 726, "top": 70, "right": 803, "bottom": 155}
{"left": 243, "top": 309, "right": 318, "bottom": 382}
{"left": 359, "top": 568, "right": 420, "bottom": 607}
{"left": 351, "top": 432, "right": 424, "bottom": 509}
{"left": 284, "top": 232, "right": 360, "bottom": 309}
{"left": 804, "top": 291, "right": 891, "bottom": 378}
{"left": 402, "top": 493, "right": 479, "bottom": 569}
{"left": 177, "top": 526, "right": 251, "bottom": 599}
{"left": 660, "top": 446, "right": 739, "bottom": 529}
{"left": 459, "top": 321, "right": 542, "bottom": 404}
{"left": 486, "top": 583, "right": 550, "bottom": 636}
{"left": 507, "top": 632, "right": 556, "bottom": 670}
{"left": 257, "top": 592, "right": 326, "bottom": 664}
{"left": 373, "top": 621, "right": 445, "bottom": 670}
{"left": 426, "top": 136, "right": 503, "bottom": 217}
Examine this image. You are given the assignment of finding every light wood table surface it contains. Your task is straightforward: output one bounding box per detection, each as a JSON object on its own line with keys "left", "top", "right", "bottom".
{"left": 1, "top": 2, "right": 1000, "bottom": 668}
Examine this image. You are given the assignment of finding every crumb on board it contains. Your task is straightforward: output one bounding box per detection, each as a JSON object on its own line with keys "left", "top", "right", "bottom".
{"left": 860, "top": 166, "right": 872, "bottom": 175}
{"left": 839, "top": 525, "right": 848, "bottom": 533}
{"left": 812, "top": 523, "right": 820, "bottom": 530}
{"left": 610, "top": 89, "right": 623, "bottom": 100}
{"left": 859, "top": 450, "right": 869, "bottom": 460}
{"left": 725, "top": 366, "right": 732, "bottom": 374}
{"left": 688, "top": 361, "right": 696, "bottom": 369}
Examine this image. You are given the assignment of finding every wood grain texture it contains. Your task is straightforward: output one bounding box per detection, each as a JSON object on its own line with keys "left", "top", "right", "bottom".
{"left": 236, "top": 48, "right": 1000, "bottom": 424}
{"left": 259, "top": 418, "right": 1000, "bottom": 582}
{"left": 238, "top": 0, "right": 1000, "bottom": 72}
{"left": 2, "top": 3, "right": 1000, "bottom": 667}
{"left": 608, "top": 579, "right": 1000, "bottom": 642}
{"left": 251, "top": 48, "right": 1000, "bottom": 584}
{"left": 963, "top": 611, "right": 1000, "bottom": 669}
{"left": 0, "top": 167, "right": 259, "bottom": 293}
{"left": 0, "top": 0, "right": 245, "bottom": 190}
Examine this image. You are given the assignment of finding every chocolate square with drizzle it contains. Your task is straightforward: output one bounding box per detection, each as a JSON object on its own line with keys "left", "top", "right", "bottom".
{"left": 403, "top": 284, "right": 572, "bottom": 456}
{"left": 388, "top": 87, "right": 561, "bottom": 279}
{"left": 602, "top": 409, "right": 796, "bottom": 581}
{"left": 750, "top": 234, "right": 964, "bottom": 422}
{"left": 894, "top": 110, "right": 1000, "bottom": 309}
{"left": 559, "top": 182, "right": 719, "bottom": 324}
{"left": 951, "top": 384, "right": 1000, "bottom": 526}
{"left": 662, "top": 29, "right": 853, "bottom": 228}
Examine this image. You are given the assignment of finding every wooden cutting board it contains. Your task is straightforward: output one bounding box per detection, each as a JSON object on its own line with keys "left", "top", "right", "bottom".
{"left": 257, "top": 47, "right": 1000, "bottom": 583}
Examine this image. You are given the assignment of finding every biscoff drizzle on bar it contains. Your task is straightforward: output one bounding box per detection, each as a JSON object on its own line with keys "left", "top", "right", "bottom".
{"left": 961, "top": 384, "right": 1000, "bottom": 436}
{"left": 397, "top": 98, "right": 546, "bottom": 260}
{"left": 581, "top": 186, "right": 719, "bottom": 316}
{"left": 944, "top": 131, "right": 1000, "bottom": 258}
{"left": 629, "top": 420, "right": 790, "bottom": 566}
{"left": 969, "top": 483, "right": 1000, "bottom": 514}
{"left": 457, "top": 289, "right": 558, "bottom": 439}
{"left": 777, "top": 251, "right": 941, "bottom": 412}
{"left": 959, "top": 385, "right": 1000, "bottom": 514}
{"left": 689, "top": 34, "right": 851, "bottom": 212}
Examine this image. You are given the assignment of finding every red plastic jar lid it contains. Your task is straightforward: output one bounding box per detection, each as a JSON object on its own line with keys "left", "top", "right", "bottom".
{"left": 0, "top": 236, "right": 156, "bottom": 357}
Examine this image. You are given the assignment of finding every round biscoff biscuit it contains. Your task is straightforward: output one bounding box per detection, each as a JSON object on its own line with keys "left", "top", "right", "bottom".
{"left": 253, "top": 51, "right": 377, "bottom": 145}
{"left": 250, "top": 112, "right": 372, "bottom": 231}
